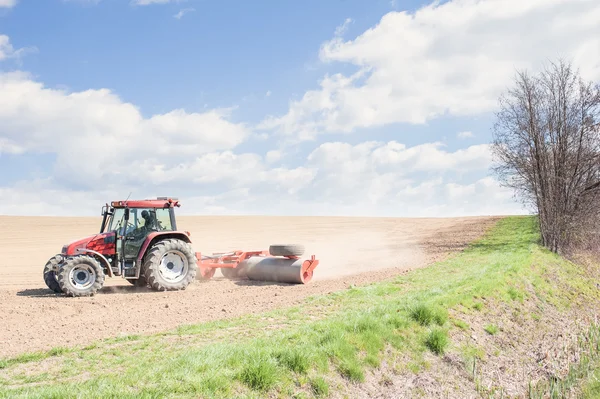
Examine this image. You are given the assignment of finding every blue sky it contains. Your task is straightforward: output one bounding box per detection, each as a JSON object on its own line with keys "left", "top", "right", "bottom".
{"left": 3, "top": 0, "right": 414, "bottom": 118}
{"left": 0, "top": 0, "right": 598, "bottom": 216}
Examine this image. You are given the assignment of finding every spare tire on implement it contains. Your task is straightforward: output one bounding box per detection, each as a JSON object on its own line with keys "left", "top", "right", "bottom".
{"left": 268, "top": 244, "right": 305, "bottom": 257}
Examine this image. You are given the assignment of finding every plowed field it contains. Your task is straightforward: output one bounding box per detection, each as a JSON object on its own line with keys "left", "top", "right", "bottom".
{"left": 0, "top": 215, "right": 501, "bottom": 358}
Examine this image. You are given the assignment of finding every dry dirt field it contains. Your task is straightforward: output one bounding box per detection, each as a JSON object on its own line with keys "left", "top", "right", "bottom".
{"left": 0, "top": 215, "right": 501, "bottom": 358}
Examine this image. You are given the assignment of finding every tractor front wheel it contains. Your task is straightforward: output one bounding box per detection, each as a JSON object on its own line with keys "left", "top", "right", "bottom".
{"left": 57, "top": 255, "right": 105, "bottom": 297}
{"left": 143, "top": 239, "right": 197, "bottom": 291}
{"left": 43, "top": 254, "right": 64, "bottom": 293}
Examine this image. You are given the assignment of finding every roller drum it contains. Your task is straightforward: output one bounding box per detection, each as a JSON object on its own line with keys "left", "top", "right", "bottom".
{"left": 237, "top": 257, "right": 314, "bottom": 284}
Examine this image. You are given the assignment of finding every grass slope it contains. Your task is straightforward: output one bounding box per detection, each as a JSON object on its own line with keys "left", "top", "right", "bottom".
{"left": 0, "top": 216, "right": 599, "bottom": 398}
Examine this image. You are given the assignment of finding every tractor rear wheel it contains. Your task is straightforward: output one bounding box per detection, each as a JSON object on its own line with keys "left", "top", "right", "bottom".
{"left": 57, "top": 255, "right": 105, "bottom": 297}
{"left": 43, "top": 254, "right": 64, "bottom": 293}
{"left": 143, "top": 239, "right": 197, "bottom": 291}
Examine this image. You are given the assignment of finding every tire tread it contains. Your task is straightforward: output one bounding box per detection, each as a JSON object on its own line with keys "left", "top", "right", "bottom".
{"left": 143, "top": 239, "right": 197, "bottom": 291}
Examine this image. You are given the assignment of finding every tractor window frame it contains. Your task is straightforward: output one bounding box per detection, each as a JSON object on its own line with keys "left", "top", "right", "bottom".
{"left": 169, "top": 208, "right": 177, "bottom": 231}
{"left": 107, "top": 208, "right": 127, "bottom": 235}
{"left": 103, "top": 207, "right": 175, "bottom": 234}
{"left": 154, "top": 208, "right": 174, "bottom": 231}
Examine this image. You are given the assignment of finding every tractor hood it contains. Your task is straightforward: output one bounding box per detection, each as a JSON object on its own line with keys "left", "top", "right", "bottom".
{"left": 61, "top": 232, "right": 116, "bottom": 256}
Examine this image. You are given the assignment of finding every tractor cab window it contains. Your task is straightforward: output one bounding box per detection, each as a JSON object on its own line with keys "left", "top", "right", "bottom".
{"left": 107, "top": 208, "right": 127, "bottom": 234}
{"left": 106, "top": 207, "right": 173, "bottom": 236}
{"left": 128, "top": 208, "right": 173, "bottom": 233}
{"left": 155, "top": 209, "right": 173, "bottom": 231}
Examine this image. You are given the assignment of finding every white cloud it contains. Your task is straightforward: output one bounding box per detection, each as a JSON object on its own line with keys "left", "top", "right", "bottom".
{"left": 302, "top": 140, "right": 522, "bottom": 216}
{"left": 173, "top": 7, "right": 194, "bottom": 19}
{"left": 457, "top": 131, "right": 474, "bottom": 139}
{"left": 0, "top": 124, "right": 525, "bottom": 216}
{"left": 334, "top": 18, "right": 353, "bottom": 37}
{"left": 265, "top": 150, "right": 283, "bottom": 164}
{"left": 0, "top": 69, "right": 323, "bottom": 215}
{"left": 0, "top": 0, "right": 17, "bottom": 8}
{"left": 308, "top": 141, "right": 492, "bottom": 174}
{"left": 0, "top": 35, "right": 36, "bottom": 62}
{"left": 135, "top": 151, "right": 317, "bottom": 195}
{"left": 303, "top": 140, "right": 495, "bottom": 207}
{"left": 261, "top": 0, "right": 600, "bottom": 140}
{"left": 0, "top": 71, "right": 249, "bottom": 188}
{"left": 0, "top": 136, "right": 25, "bottom": 154}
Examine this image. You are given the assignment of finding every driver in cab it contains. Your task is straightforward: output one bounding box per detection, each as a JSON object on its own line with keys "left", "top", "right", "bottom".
{"left": 131, "top": 210, "right": 158, "bottom": 239}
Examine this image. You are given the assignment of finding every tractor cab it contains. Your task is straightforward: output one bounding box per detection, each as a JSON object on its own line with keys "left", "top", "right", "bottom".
{"left": 100, "top": 198, "right": 179, "bottom": 237}
{"left": 99, "top": 198, "right": 182, "bottom": 276}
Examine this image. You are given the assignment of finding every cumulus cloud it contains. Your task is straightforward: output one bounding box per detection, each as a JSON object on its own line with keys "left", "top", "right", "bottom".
{"left": 260, "top": 0, "right": 600, "bottom": 140}
{"left": 304, "top": 140, "right": 522, "bottom": 216}
{"left": 0, "top": 59, "right": 520, "bottom": 216}
{"left": 0, "top": 139, "right": 524, "bottom": 217}
{"left": 0, "top": 66, "right": 321, "bottom": 216}
{"left": 0, "top": 35, "right": 36, "bottom": 62}
{"left": 0, "top": 71, "right": 249, "bottom": 188}
{"left": 303, "top": 140, "right": 496, "bottom": 207}
{"left": 265, "top": 150, "right": 283, "bottom": 164}
{"left": 135, "top": 150, "right": 316, "bottom": 195}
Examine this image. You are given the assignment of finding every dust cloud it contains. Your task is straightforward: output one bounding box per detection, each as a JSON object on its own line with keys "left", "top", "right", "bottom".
{"left": 303, "top": 229, "right": 426, "bottom": 280}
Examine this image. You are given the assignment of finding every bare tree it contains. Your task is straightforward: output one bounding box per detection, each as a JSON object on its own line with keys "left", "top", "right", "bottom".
{"left": 491, "top": 60, "right": 600, "bottom": 254}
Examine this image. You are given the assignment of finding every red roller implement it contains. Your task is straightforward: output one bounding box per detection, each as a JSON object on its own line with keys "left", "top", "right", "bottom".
{"left": 195, "top": 250, "right": 319, "bottom": 284}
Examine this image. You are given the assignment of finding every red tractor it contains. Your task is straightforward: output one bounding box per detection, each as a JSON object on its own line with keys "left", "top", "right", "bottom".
{"left": 42, "top": 197, "right": 319, "bottom": 297}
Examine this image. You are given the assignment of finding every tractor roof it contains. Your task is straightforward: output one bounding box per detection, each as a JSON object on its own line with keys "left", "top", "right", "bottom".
{"left": 110, "top": 197, "right": 180, "bottom": 209}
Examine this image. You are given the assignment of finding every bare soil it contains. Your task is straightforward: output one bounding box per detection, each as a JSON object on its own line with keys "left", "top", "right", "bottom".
{"left": 0, "top": 215, "right": 501, "bottom": 358}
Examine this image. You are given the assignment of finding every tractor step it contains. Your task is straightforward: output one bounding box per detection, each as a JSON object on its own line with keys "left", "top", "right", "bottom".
{"left": 123, "top": 268, "right": 137, "bottom": 278}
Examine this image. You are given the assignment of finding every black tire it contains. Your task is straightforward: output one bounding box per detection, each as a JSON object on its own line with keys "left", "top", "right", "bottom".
{"left": 269, "top": 244, "right": 305, "bottom": 257}
{"left": 143, "top": 239, "right": 197, "bottom": 291}
{"left": 43, "top": 254, "right": 64, "bottom": 293}
{"left": 57, "top": 255, "right": 105, "bottom": 297}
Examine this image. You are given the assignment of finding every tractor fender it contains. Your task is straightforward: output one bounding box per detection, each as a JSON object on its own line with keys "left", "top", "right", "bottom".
{"left": 136, "top": 231, "right": 192, "bottom": 265}
{"left": 75, "top": 248, "right": 114, "bottom": 277}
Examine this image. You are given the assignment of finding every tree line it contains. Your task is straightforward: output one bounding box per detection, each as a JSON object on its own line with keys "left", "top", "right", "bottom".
{"left": 491, "top": 59, "right": 600, "bottom": 255}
